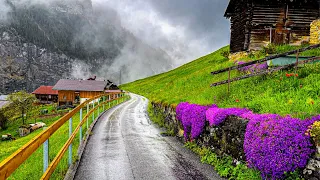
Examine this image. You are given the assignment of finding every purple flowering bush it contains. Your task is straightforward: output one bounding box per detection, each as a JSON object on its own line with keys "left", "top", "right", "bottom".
{"left": 206, "top": 107, "right": 251, "bottom": 126}
{"left": 177, "top": 102, "right": 318, "bottom": 179}
{"left": 243, "top": 114, "right": 316, "bottom": 179}
{"left": 176, "top": 102, "right": 215, "bottom": 140}
{"left": 236, "top": 61, "right": 268, "bottom": 73}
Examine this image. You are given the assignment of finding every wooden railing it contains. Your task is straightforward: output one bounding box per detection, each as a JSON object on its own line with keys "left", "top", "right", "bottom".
{"left": 211, "top": 56, "right": 320, "bottom": 87}
{"left": 0, "top": 92, "right": 130, "bottom": 180}
{"left": 210, "top": 44, "right": 320, "bottom": 75}
{"left": 210, "top": 44, "right": 320, "bottom": 89}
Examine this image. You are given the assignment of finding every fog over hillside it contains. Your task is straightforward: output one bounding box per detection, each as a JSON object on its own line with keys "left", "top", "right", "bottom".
{"left": 0, "top": 0, "right": 229, "bottom": 94}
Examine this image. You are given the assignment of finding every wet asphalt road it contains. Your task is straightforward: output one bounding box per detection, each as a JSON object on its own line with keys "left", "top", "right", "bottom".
{"left": 74, "top": 94, "right": 223, "bottom": 180}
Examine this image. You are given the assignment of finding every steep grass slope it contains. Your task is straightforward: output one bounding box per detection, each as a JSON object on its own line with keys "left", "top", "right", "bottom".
{"left": 121, "top": 46, "right": 320, "bottom": 119}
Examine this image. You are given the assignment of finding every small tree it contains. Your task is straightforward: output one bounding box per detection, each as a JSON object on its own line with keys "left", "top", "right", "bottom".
{"left": 0, "top": 108, "right": 8, "bottom": 130}
{"left": 5, "top": 91, "right": 38, "bottom": 125}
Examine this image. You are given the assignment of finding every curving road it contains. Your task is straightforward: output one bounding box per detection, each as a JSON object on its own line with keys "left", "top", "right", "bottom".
{"left": 74, "top": 94, "right": 222, "bottom": 180}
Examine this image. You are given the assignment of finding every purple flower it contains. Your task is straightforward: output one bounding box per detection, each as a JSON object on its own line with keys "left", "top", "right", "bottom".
{"left": 236, "top": 61, "right": 268, "bottom": 73}
{"left": 206, "top": 107, "right": 251, "bottom": 126}
{"left": 243, "top": 114, "right": 316, "bottom": 179}
{"left": 177, "top": 102, "right": 318, "bottom": 179}
{"left": 176, "top": 102, "right": 215, "bottom": 140}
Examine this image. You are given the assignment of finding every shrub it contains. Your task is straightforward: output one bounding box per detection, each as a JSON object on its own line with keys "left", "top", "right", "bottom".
{"left": 236, "top": 61, "right": 268, "bottom": 74}
{"left": 220, "top": 49, "right": 230, "bottom": 59}
{"left": 176, "top": 102, "right": 216, "bottom": 140}
{"left": 0, "top": 109, "right": 8, "bottom": 130}
{"left": 206, "top": 107, "right": 251, "bottom": 126}
{"left": 243, "top": 114, "right": 315, "bottom": 179}
{"left": 308, "top": 116, "right": 320, "bottom": 145}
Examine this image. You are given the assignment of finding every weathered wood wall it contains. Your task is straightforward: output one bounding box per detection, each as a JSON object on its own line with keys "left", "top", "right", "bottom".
{"left": 227, "top": 0, "right": 320, "bottom": 53}
{"left": 229, "top": 2, "right": 248, "bottom": 53}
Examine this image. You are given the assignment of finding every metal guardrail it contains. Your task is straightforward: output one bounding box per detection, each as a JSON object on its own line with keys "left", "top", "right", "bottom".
{"left": 0, "top": 92, "right": 130, "bottom": 180}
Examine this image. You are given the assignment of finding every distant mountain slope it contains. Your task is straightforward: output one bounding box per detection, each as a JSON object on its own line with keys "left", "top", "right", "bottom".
{"left": 0, "top": 0, "right": 173, "bottom": 94}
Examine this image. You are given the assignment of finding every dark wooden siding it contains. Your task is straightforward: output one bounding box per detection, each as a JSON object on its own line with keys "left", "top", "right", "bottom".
{"left": 227, "top": 0, "right": 320, "bottom": 53}
{"left": 229, "top": 2, "right": 249, "bottom": 53}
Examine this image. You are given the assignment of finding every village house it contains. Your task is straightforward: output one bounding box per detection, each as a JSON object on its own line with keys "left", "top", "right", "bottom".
{"left": 225, "top": 0, "right": 320, "bottom": 53}
{"left": 52, "top": 79, "right": 118, "bottom": 106}
{"left": 32, "top": 86, "right": 58, "bottom": 104}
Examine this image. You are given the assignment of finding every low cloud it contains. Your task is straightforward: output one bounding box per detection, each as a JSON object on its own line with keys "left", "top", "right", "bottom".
{"left": 94, "top": 0, "right": 230, "bottom": 67}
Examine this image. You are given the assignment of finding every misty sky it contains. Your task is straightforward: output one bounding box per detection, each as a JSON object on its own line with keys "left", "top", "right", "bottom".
{"left": 93, "top": 0, "right": 230, "bottom": 66}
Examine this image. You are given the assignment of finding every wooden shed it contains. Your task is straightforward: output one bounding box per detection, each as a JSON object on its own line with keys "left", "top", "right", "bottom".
{"left": 32, "top": 86, "right": 58, "bottom": 104}
{"left": 225, "top": 0, "right": 320, "bottom": 53}
{"left": 53, "top": 79, "right": 110, "bottom": 106}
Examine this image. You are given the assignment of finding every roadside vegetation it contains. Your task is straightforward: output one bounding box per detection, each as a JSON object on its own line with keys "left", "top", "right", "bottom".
{"left": 147, "top": 102, "right": 174, "bottom": 136}
{"left": 121, "top": 45, "right": 320, "bottom": 119}
{"left": 121, "top": 44, "right": 320, "bottom": 179}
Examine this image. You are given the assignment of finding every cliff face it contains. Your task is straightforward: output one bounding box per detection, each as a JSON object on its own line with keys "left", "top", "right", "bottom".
{"left": 0, "top": 0, "right": 173, "bottom": 94}
{"left": 0, "top": 26, "right": 72, "bottom": 94}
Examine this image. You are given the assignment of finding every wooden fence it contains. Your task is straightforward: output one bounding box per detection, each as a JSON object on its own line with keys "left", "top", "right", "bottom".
{"left": 211, "top": 44, "right": 320, "bottom": 75}
{"left": 0, "top": 92, "right": 129, "bottom": 180}
{"left": 210, "top": 44, "right": 320, "bottom": 89}
{"left": 211, "top": 57, "right": 320, "bottom": 87}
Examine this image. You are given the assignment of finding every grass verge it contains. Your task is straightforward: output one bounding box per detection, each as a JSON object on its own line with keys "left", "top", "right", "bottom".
{"left": 1, "top": 100, "right": 119, "bottom": 180}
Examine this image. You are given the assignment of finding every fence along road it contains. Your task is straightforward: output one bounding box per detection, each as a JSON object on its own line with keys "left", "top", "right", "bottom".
{"left": 0, "top": 92, "right": 129, "bottom": 180}
{"left": 74, "top": 94, "right": 222, "bottom": 180}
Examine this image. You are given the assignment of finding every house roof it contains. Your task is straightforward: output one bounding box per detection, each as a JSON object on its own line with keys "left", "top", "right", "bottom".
{"left": 32, "top": 86, "right": 58, "bottom": 95}
{"left": 0, "top": 95, "right": 8, "bottom": 101}
{"left": 0, "top": 101, "right": 9, "bottom": 109}
{"left": 53, "top": 79, "right": 108, "bottom": 92}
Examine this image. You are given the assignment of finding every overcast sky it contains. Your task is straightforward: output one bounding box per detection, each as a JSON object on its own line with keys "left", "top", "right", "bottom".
{"left": 93, "top": 0, "right": 230, "bottom": 66}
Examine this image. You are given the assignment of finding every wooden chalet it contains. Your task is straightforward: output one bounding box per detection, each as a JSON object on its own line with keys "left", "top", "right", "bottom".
{"left": 225, "top": 0, "right": 320, "bottom": 53}
{"left": 32, "top": 86, "right": 58, "bottom": 104}
{"left": 52, "top": 79, "right": 118, "bottom": 106}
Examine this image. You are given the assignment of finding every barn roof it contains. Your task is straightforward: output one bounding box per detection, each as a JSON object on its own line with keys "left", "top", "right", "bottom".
{"left": 32, "top": 86, "right": 58, "bottom": 95}
{"left": 53, "top": 79, "right": 108, "bottom": 92}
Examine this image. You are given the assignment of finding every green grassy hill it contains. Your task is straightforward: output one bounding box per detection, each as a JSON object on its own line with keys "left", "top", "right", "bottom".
{"left": 121, "top": 45, "right": 320, "bottom": 119}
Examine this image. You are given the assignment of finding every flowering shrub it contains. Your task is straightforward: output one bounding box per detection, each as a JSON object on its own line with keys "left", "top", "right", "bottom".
{"left": 176, "top": 102, "right": 216, "bottom": 140}
{"left": 206, "top": 107, "right": 251, "bottom": 126}
{"left": 243, "top": 114, "right": 316, "bottom": 179}
{"left": 307, "top": 115, "right": 320, "bottom": 145}
{"left": 177, "top": 102, "right": 318, "bottom": 179}
{"left": 285, "top": 73, "right": 298, "bottom": 78}
{"left": 236, "top": 61, "right": 268, "bottom": 73}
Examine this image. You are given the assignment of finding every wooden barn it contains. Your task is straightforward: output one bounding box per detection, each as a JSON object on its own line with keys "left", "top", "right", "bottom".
{"left": 53, "top": 79, "right": 113, "bottom": 106}
{"left": 225, "top": 0, "right": 320, "bottom": 53}
{"left": 32, "top": 86, "right": 58, "bottom": 104}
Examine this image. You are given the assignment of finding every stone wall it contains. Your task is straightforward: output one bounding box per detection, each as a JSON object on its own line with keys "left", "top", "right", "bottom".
{"left": 151, "top": 102, "right": 248, "bottom": 161}
{"left": 150, "top": 101, "right": 320, "bottom": 179}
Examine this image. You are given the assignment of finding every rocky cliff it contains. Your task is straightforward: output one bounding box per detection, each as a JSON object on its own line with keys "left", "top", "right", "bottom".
{"left": 0, "top": 0, "right": 173, "bottom": 94}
